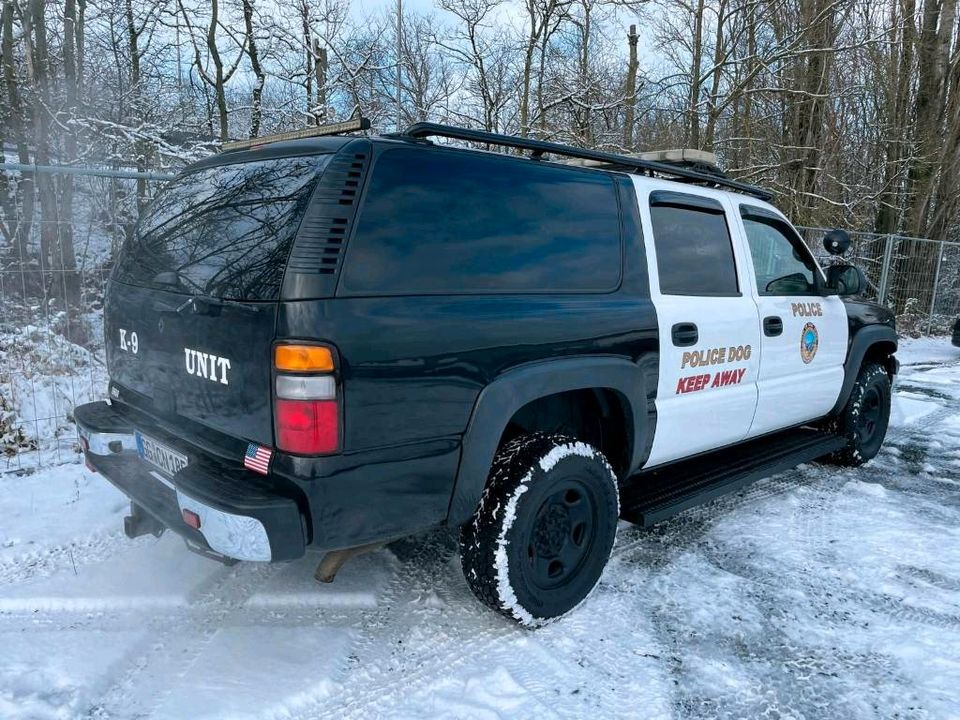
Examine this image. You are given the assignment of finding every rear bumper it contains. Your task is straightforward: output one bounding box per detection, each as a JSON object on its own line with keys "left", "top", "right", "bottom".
{"left": 75, "top": 401, "right": 306, "bottom": 562}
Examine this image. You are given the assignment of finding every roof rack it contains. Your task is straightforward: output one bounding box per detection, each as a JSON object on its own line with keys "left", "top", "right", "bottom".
{"left": 400, "top": 122, "right": 772, "bottom": 202}
{"left": 221, "top": 116, "right": 371, "bottom": 153}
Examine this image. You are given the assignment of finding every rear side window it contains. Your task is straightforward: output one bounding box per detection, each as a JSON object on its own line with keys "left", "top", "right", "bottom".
{"left": 649, "top": 192, "right": 739, "bottom": 296}
{"left": 339, "top": 148, "right": 621, "bottom": 295}
{"left": 114, "top": 155, "right": 330, "bottom": 300}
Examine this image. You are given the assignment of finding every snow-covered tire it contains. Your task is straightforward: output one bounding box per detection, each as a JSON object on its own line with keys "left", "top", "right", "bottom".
{"left": 459, "top": 433, "right": 619, "bottom": 628}
{"left": 826, "top": 362, "right": 891, "bottom": 466}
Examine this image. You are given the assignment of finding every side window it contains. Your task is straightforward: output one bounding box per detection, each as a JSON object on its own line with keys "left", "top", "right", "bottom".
{"left": 740, "top": 209, "right": 818, "bottom": 296}
{"left": 648, "top": 192, "right": 739, "bottom": 296}
{"left": 339, "top": 148, "right": 622, "bottom": 295}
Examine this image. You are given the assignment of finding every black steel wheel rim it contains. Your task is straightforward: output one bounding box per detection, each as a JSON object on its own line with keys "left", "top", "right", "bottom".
{"left": 858, "top": 386, "right": 882, "bottom": 444}
{"left": 525, "top": 480, "right": 598, "bottom": 590}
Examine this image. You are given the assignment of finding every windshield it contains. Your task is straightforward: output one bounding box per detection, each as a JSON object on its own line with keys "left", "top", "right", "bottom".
{"left": 113, "top": 155, "right": 330, "bottom": 301}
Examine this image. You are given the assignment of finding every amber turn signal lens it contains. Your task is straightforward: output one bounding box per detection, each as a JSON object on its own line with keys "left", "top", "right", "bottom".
{"left": 274, "top": 345, "right": 335, "bottom": 372}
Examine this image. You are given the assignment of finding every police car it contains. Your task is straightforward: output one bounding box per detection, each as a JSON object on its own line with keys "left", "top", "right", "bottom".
{"left": 75, "top": 121, "right": 898, "bottom": 627}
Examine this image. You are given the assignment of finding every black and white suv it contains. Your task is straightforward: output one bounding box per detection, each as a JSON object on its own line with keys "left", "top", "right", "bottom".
{"left": 76, "top": 122, "right": 898, "bottom": 626}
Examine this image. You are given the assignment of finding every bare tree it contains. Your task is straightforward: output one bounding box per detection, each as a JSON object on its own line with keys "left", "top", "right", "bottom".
{"left": 519, "top": 0, "right": 569, "bottom": 136}
{"left": 0, "top": 0, "right": 958, "bottom": 321}
{"left": 178, "top": 0, "right": 245, "bottom": 140}
{"left": 437, "top": 0, "right": 513, "bottom": 132}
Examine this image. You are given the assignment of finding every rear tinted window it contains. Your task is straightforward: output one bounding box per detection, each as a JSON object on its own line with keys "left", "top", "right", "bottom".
{"left": 339, "top": 148, "right": 621, "bottom": 295}
{"left": 649, "top": 196, "right": 739, "bottom": 296}
{"left": 114, "top": 155, "right": 329, "bottom": 300}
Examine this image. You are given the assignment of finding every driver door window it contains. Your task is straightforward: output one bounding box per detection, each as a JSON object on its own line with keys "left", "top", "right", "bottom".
{"left": 742, "top": 217, "right": 818, "bottom": 296}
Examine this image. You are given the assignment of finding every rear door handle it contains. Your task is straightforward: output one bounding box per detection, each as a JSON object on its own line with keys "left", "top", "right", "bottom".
{"left": 671, "top": 322, "right": 699, "bottom": 347}
{"left": 763, "top": 316, "right": 783, "bottom": 337}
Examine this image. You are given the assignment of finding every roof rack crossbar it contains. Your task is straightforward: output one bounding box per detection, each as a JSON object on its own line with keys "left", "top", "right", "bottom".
{"left": 401, "top": 122, "right": 772, "bottom": 202}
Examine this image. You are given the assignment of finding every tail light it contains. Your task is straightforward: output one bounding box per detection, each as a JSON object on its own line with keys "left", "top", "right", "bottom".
{"left": 274, "top": 344, "right": 340, "bottom": 455}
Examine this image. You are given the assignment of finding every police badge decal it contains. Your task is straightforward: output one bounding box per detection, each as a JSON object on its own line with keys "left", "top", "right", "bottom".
{"left": 800, "top": 322, "right": 819, "bottom": 364}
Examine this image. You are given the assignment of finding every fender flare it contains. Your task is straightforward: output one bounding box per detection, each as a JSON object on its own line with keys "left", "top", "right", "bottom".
{"left": 830, "top": 325, "right": 898, "bottom": 415}
{"left": 446, "top": 356, "right": 654, "bottom": 526}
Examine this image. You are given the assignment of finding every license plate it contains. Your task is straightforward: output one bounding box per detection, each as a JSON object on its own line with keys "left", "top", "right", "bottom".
{"left": 135, "top": 431, "right": 188, "bottom": 477}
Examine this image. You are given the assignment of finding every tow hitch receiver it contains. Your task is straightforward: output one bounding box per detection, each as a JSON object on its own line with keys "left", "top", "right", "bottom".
{"left": 123, "top": 502, "right": 166, "bottom": 539}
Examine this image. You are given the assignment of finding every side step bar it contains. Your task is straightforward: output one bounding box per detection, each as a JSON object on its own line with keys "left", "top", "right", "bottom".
{"left": 620, "top": 428, "right": 846, "bottom": 527}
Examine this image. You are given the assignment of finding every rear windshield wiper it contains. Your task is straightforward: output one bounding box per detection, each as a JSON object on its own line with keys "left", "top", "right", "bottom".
{"left": 151, "top": 271, "right": 264, "bottom": 316}
{"left": 176, "top": 295, "right": 222, "bottom": 317}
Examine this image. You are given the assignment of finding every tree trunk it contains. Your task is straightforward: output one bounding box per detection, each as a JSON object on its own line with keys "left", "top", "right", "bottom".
{"left": 520, "top": 34, "right": 536, "bottom": 137}
{"left": 874, "top": 0, "right": 914, "bottom": 235}
{"left": 242, "top": 0, "right": 264, "bottom": 137}
{"left": 905, "top": 0, "right": 950, "bottom": 237}
{"left": 1, "top": 0, "right": 34, "bottom": 266}
{"left": 576, "top": 0, "right": 593, "bottom": 145}
{"left": 624, "top": 24, "right": 638, "bottom": 150}
{"left": 125, "top": 0, "right": 147, "bottom": 210}
{"left": 537, "top": 26, "right": 549, "bottom": 134}
{"left": 60, "top": 0, "right": 80, "bottom": 306}
{"left": 76, "top": 0, "right": 85, "bottom": 99}
{"left": 702, "top": 0, "right": 728, "bottom": 150}
{"left": 208, "top": 0, "right": 229, "bottom": 141}
{"left": 301, "top": 0, "right": 313, "bottom": 125}
{"left": 314, "top": 40, "right": 327, "bottom": 123}
{"left": 27, "top": 0, "right": 62, "bottom": 300}
{"left": 894, "top": 0, "right": 954, "bottom": 311}
{"left": 784, "top": 0, "right": 839, "bottom": 224}
{"left": 687, "top": 0, "right": 705, "bottom": 148}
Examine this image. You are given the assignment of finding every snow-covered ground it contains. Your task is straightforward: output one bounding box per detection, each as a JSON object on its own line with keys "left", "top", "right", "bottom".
{"left": 1, "top": 337, "right": 959, "bottom": 719}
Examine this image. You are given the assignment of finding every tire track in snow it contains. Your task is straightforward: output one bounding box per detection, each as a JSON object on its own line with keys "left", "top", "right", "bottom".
{"left": 84, "top": 560, "right": 280, "bottom": 719}
{"left": 610, "top": 394, "right": 958, "bottom": 567}
{"left": 295, "top": 531, "right": 605, "bottom": 720}
{"left": 296, "top": 536, "right": 522, "bottom": 719}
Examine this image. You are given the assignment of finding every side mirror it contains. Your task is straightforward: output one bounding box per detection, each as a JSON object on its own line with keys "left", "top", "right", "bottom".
{"left": 825, "top": 264, "right": 865, "bottom": 296}
{"left": 767, "top": 272, "right": 812, "bottom": 295}
{"left": 823, "top": 229, "right": 851, "bottom": 256}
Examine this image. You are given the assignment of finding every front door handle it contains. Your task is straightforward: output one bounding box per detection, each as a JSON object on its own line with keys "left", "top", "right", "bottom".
{"left": 763, "top": 316, "right": 783, "bottom": 337}
{"left": 671, "top": 322, "right": 699, "bottom": 347}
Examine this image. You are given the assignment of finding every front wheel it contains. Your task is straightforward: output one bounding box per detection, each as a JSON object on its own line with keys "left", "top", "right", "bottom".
{"left": 827, "top": 362, "right": 892, "bottom": 466}
{"left": 459, "top": 433, "right": 619, "bottom": 627}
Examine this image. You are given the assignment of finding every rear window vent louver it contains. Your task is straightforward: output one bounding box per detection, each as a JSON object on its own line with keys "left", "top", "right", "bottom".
{"left": 286, "top": 145, "right": 370, "bottom": 281}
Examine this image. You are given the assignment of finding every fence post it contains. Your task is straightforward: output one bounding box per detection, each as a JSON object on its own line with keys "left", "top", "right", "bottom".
{"left": 878, "top": 235, "right": 895, "bottom": 306}
{"left": 926, "top": 240, "right": 944, "bottom": 335}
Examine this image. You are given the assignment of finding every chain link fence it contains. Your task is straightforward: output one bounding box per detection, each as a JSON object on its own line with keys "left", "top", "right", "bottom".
{"left": 1, "top": 165, "right": 959, "bottom": 471}
{"left": 797, "top": 227, "right": 960, "bottom": 335}
{"left": 1, "top": 166, "right": 171, "bottom": 473}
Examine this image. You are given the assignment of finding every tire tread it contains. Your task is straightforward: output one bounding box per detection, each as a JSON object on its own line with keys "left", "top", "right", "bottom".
{"left": 459, "top": 432, "right": 617, "bottom": 626}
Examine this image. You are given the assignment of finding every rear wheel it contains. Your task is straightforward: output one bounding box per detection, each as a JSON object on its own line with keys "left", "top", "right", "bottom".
{"left": 827, "top": 362, "right": 891, "bottom": 466}
{"left": 459, "top": 433, "right": 619, "bottom": 627}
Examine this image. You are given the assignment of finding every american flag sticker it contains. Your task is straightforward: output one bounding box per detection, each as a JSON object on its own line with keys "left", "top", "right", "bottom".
{"left": 243, "top": 443, "right": 272, "bottom": 475}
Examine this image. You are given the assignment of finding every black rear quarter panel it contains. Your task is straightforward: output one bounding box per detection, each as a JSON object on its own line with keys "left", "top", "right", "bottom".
{"left": 278, "top": 294, "right": 657, "bottom": 451}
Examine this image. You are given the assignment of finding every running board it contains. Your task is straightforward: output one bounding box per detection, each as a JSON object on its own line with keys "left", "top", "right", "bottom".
{"left": 620, "top": 428, "right": 845, "bottom": 527}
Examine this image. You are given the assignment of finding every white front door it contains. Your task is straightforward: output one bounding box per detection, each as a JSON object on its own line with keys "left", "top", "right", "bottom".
{"left": 635, "top": 181, "right": 762, "bottom": 468}
{"left": 734, "top": 205, "right": 848, "bottom": 436}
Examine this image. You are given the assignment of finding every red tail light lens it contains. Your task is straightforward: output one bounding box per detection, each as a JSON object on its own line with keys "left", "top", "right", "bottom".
{"left": 275, "top": 398, "right": 339, "bottom": 455}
